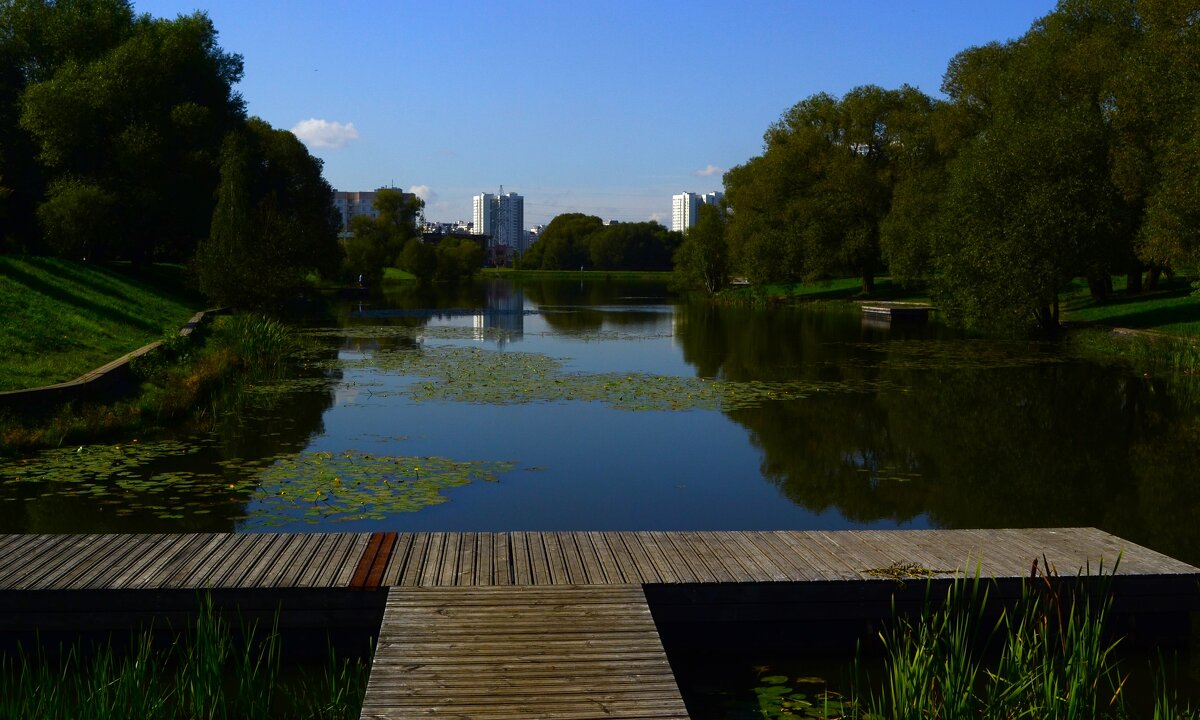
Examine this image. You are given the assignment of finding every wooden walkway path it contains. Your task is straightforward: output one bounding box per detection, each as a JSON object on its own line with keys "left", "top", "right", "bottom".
{"left": 1, "top": 529, "right": 1196, "bottom": 720}
{"left": 0, "top": 528, "right": 1193, "bottom": 591}
{"left": 361, "top": 585, "right": 689, "bottom": 720}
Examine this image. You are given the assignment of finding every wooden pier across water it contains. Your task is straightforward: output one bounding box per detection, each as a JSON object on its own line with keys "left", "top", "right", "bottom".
{"left": 0, "top": 528, "right": 1196, "bottom": 719}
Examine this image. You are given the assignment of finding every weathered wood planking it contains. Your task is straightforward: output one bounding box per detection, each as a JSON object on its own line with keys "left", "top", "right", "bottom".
{"left": 379, "top": 529, "right": 1199, "bottom": 588}
{"left": 360, "top": 584, "right": 689, "bottom": 720}
{"left": 0, "top": 529, "right": 1194, "bottom": 591}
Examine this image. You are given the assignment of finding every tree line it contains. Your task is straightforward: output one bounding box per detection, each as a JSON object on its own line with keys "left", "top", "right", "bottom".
{"left": 1, "top": 0, "right": 342, "bottom": 308}
{"left": 519, "top": 213, "right": 681, "bottom": 271}
{"left": 675, "top": 0, "right": 1200, "bottom": 333}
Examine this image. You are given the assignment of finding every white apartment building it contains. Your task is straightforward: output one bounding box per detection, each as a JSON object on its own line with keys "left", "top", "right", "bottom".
{"left": 671, "top": 191, "right": 724, "bottom": 233}
{"left": 472, "top": 191, "right": 526, "bottom": 254}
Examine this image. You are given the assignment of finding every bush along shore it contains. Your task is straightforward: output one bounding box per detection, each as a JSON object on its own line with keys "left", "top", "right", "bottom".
{"left": 0, "top": 314, "right": 305, "bottom": 454}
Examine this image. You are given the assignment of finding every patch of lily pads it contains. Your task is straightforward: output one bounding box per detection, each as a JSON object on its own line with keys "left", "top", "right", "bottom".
{"left": 332, "top": 344, "right": 898, "bottom": 411}
{"left": 0, "top": 441, "right": 515, "bottom": 526}
{"left": 246, "top": 450, "right": 515, "bottom": 526}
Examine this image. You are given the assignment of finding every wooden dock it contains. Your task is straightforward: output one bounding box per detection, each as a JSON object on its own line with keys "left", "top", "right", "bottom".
{"left": 362, "top": 585, "right": 689, "bottom": 720}
{"left": 0, "top": 528, "right": 1196, "bottom": 720}
{"left": 861, "top": 302, "right": 935, "bottom": 321}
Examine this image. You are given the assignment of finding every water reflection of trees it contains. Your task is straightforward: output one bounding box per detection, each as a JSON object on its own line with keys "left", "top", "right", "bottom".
{"left": 523, "top": 279, "right": 672, "bottom": 335}
{"left": 675, "top": 303, "right": 1200, "bottom": 565}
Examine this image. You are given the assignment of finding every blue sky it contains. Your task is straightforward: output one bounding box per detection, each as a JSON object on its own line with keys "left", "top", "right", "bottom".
{"left": 134, "top": 0, "right": 1057, "bottom": 226}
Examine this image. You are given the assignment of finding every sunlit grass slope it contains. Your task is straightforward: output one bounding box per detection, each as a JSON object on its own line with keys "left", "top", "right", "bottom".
{"left": 0, "top": 257, "right": 201, "bottom": 391}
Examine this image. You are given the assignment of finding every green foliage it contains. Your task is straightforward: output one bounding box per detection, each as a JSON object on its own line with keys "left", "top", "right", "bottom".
{"left": 433, "top": 236, "right": 484, "bottom": 283}
{"left": 674, "top": 202, "right": 730, "bottom": 294}
{"left": 521, "top": 214, "right": 678, "bottom": 271}
{"left": 14, "top": 6, "right": 245, "bottom": 263}
{"left": 195, "top": 121, "right": 341, "bottom": 309}
{"left": 0, "top": 596, "right": 369, "bottom": 719}
{"left": 344, "top": 189, "right": 423, "bottom": 281}
{"left": 725, "top": 85, "right": 936, "bottom": 293}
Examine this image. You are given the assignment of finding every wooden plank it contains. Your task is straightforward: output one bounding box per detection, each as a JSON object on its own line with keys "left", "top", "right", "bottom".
{"left": 586, "top": 531, "right": 626, "bottom": 584}
{"left": 492, "top": 532, "right": 514, "bottom": 585}
{"left": 632, "top": 532, "right": 681, "bottom": 583}
{"left": 674, "top": 532, "right": 736, "bottom": 582}
{"left": 527, "top": 532, "right": 554, "bottom": 585}
{"left": 361, "top": 584, "right": 689, "bottom": 720}
{"left": 556, "top": 532, "right": 589, "bottom": 584}
{"left": 612, "top": 532, "right": 660, "bottom": 583}
{"left": 509, "top": 532, "right": 532, "bottom": 585}
{"left": 380, "top": 532, "right": 417, "bottom": 587}
{"left": 436, "top": 532, "right": 461, "bottom": 587}
{"left": 400, "top": 532, "right": 432, "bottom": 587}
{"left": 474, "top": 532, "right": 493, "bottom": 585}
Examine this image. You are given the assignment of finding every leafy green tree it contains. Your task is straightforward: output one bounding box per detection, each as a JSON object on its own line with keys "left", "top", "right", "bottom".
{"left": 0, "top": 0, "right": 137, "bottom": 253}
{"left": 725, "top": 85, "right": 935, "bottom": 293}
{"left": 673, "top": 203, "right": 729, "bottom": 294}
{"left": 399, "top": 237, "right": 437, "bottom": 281}
{"left": 434, "top": 236, "right": 484, "bottom": 283}
{"left": 342, "top": 188, "right": 422, "bottom": 281}
{"left": 532, "top": 213, "right": 603, "bottom": 270}
{"left": 195, "top": 121, "right": 340, "bottom": 308}
{"left": 18, "top": 9, "right": 245, "bottom": 263}
{"left": 588, "top": 221, "right": 679, "bottom": 270}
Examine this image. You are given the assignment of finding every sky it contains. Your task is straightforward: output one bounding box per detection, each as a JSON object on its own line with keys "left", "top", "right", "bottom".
{"left": 133, "top": 0, "right": 1058, "bottom": 227}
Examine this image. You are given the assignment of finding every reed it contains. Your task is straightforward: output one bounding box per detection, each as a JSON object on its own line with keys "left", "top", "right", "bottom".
{"left": 836, "top": 558, "right": 1199, "bottom": 719}
{"left": 0, "top": 597, "right": 368, "bottom": 719}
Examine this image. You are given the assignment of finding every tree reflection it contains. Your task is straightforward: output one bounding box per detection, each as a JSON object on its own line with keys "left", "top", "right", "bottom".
{"left": 675, "top": 303, "right": 1200, "bottom": 565}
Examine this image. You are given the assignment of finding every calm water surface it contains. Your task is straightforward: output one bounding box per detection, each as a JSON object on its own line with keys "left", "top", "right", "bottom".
{"left": 3, "top": 278, "right": 1199, "bottom": 566}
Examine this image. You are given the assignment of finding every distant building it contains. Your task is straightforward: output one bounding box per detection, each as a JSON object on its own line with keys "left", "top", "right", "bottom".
{"left": 671, "top": 191, "right": 723, "bottom": 233}
{"left": 334, "top": 187, "right": 416, "bottom": 236}
{"left": 472, "top": 190, "right": 526, "bottom": 254}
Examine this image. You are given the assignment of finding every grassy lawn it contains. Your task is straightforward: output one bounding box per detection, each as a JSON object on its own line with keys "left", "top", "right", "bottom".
{"left": 1060, "top": 276, "right": 1200, "bottom": 335}
{"left": 0, "top": 257, "right": 202, "bottom": 392}
{"left": 482, "top": 268, "right": 673, "bottom": 281}
{"left": 382, "top": 267, "right": 417, "bottom": 282}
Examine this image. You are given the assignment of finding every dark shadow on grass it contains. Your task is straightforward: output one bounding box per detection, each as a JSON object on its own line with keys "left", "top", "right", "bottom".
{"left": 1096, "top": 302, "right": 1200, "bottom": 330}
{"left": 0, "top": 261, "right": 162, "bottom": 333}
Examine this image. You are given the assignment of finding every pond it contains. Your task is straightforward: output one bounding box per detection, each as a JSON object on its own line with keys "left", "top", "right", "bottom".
{"left": 3, "top": 278, "right": 1200, "bottom": 568}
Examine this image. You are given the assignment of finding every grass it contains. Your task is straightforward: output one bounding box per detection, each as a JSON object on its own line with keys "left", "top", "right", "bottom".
{"left": 483, "top": 267, "right": 673, "bottom": 281}
{"left": 1060, "top": 276, "right": 1200, "bottom": 335}
{"left": 381, "top": 267, "right": 417, "bottom": 282}
{"left": 0, "top": 595, "right": 370, "bottom": 719}
{"left": 0, "top": 257, "right": 202, "bottom": 392}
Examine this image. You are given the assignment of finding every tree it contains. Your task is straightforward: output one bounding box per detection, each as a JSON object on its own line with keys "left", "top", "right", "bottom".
{"left": 18, "top": 9, "right": 245, "bottom": 263}
{"left": 343, "top": 188, "right": 423, "bottom": 281}
{"left": 195, "top": 121, "right": 341, "bottom": 308}
{"left": 725, "top": 85, "right": 935, "bottom": 293}
{"left": 531, "top": 213, "right": 603, "bottom": 270}
{"left": 673, "top": 203, "right": 729, "bottom": 294}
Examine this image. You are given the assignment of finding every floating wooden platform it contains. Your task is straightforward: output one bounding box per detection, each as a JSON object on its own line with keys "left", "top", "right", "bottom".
{"left": 861, "top": 303, "right": 935, "bottom": 320}
{"left": 0, "top": 528, "right": 1195, "bottom": 720}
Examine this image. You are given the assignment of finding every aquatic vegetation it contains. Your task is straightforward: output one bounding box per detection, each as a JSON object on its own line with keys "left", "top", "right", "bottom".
{"left": 247, "top": 450, "right": 516, "bottom": 526}
{"left": 0, "top": 441, "right": 515, "bottom": 526}
{"left": 332, "top": 344, "right": 898, "bottom": 412}
{"left": 752, "top": 674, "right": 848, "bottom": 719}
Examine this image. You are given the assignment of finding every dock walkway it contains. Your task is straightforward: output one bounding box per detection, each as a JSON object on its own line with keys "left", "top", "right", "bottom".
{"left": 0, "top": 528, "right": 1196, "bottom": 720}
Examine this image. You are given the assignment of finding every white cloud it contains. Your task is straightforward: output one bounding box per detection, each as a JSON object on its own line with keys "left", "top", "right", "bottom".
{"left": 649, "top": 212, "right": 667, "bottom": 223}
{"left": 290, "top": 119, "right": 360, "bottom": 149}
{"left": 410, "top": 185, "right": 437, "bottom": 204}
{"left": 692, "top": 164, "right": 725, "bottom": 177}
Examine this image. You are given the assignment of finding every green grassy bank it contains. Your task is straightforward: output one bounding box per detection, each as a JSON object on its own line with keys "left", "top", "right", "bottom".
{"left": 716, "top": 277, "right": 931, "bottom": 305}
{"left": 0, "top": 257, "right": 202, "bottom": 392}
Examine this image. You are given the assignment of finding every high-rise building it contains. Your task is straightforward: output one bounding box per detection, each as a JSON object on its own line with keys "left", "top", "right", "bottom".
{"left": 472, "top": 190, "right": 526, "bottom": 253}
{"left": 671, "top": 191, "right": 723, "bottom": 233}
